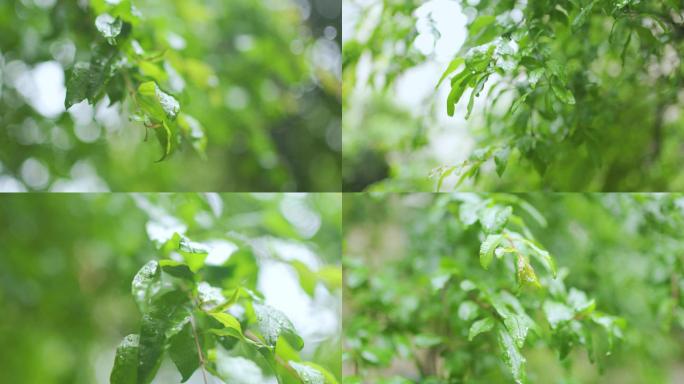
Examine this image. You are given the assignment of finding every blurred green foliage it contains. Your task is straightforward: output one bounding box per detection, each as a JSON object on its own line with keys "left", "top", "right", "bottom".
{"left": 0, "top": 193, "right": 342, "bottom": 383}
{"left": 343, "top": 193, "right": 684, "bottom": 383}
{"left": 343, "top": 0, "right": 684, "bottom": 191}
{"left": 0, "top": 0, "right": 341, "bottom": 191}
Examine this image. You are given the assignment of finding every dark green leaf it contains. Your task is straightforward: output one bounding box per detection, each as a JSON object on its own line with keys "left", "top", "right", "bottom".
{"left": 550, "top": 77, "right": 576, "bottom": 105}
{"left": 493, "top": 147, "right": 510, "bottom": 177}
{"left": 167, "top": 318, "right": 200, "bottom": 382}
{"left": 65, "top": 62, "right": 90, "bottom": 109}
{"left": 138, "top": 290, "right": 189, "bottom": 384}
{"left": 110, "top": 334, "right": 139, "bottom": 384}
{"left": 159, "top": 260, "right": 195, "bottom": 281}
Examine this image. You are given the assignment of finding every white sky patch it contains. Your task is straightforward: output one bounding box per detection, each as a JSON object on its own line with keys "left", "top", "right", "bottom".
{"left": 15, "top": 61, "right": 66, "bottom": 118}
{"left": 49, "top": 161, "right": 110, "bottom": 192}
{"left": 0, "top": 175, "right": 27, "bottom": 192}
{"left": 414, "top": 0, "right": 467, "bottom": 62}
{"left": 204, "top": 239, "right": 238, "bottom": 265}
{"left": 258, "top": 260, "right": 339, "bottom": 349}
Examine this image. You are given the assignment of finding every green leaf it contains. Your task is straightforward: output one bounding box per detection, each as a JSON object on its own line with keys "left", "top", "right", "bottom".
{"left": 469, "top": 15, "right": 496, "bottom": 36}
{"left": 571, "top": 0, "right": 598, "bottom": 31}
{"left": 110, "top": 334, "right": 139, "bottom": 384}
{"left": 291, "top": 260, "right": 317, "bottom": 296}
{"left": 254, "top": 303, "right": 304, "bottom": 350}
{"left": 137, "top": 290, "right": 189, "bottom": 384}
{"left": 465, "top": 75, "right": 487, "bottom": 119}
{"left": 137, "top": 81, "right": 180, "bottom": 121}
{"left": 167, "top": 318, "right": 200, "bottom": 382}
{"left": 177, "top": 113, "right": 207, "bottom": 157}
{"left": 177, "top": 237, "right": 209, "bottom": 272}
{"left": 65, "top": 43, "right": 120, "bottom": 108}
{"left": 543, "top": 301, "right": 574, "bottom": 329}
{"left": 198, "top": 282, "right": 226, "bottom": 311}
{"left": 497, "top": 325, "right": 527, "bottom": 384}
{"left": 480, "top": 234, "right": 503, "bottom": 269}
{"left": 524, "top": 240, "right": 557, "bottom": 278}
{"left": 65, "top": 62, "right": 90, "bottom": 109}
{"left": 209, "top": 287, "right": 243, "bottom": 314}
{"left": 479, "top": 205, "right": 512, "bottom": 234}
{"left": 515, "top": 254, "right": 540, "bottom": 289}
{"left": 493, "top": 147, "right": 510, "bottom": 177}
{"left": 290, "top": 361, "right": 340, "bottom": 384}
{"left": 95, "top": 13, "right": 123, "bottom": 45}
{"left": 459, "top": 200, "right": 481, "bottom": 226}
{"left": 436, "top": 58, "right": 464, "bottom": 89}
{"left": 139, "top": 61, "right": 168, "bottom": 83}
{"left": 159, "top": 259, "right": 195, "bottom": 280}
{"left": 209, "top": 312, "right": 243, "bottom": 339}
{"left": 568, "top": 288, "right": 596, "bottom": 316}
{"left": 289, "top": 361, "right": 325, "bottom": 384}
{"left": 446, "top": 72, "right": 471, "bottom": 116}
{"left": 469, "top": 318, "right": 495, "bottom": 341}
{"left": 550, "top": 77, "right": 576, "bottom": 105}
{"left": 131, "top": 260, "right": 161, "bottom": 312}
{"left": 503, "top": 314, "right": 531, "bottom": 348}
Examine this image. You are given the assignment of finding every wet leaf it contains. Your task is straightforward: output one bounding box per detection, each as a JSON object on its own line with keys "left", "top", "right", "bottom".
{"left": 480, "top": 234, "right": 503, "bottom": 269}
{"left": 167, "top": 318, "right": 200, "bottom": 382}
{"left": 497, "top": 325, "right": 527, "bottom": 384}
{"left": 137, "top": 81, "right": 180, "bottom": 121}
{"left": 131, "top": 260, "right": 161, "bottom": 312}
{"left": 110, "top": 334, "right": 139, "bottom": 384}
{"left": 469, "top": 317, "right": 495, "bottom": 341}
{"left": 254, "top": 303, "right": 303, "bottom": 350}
{"left": 95, "top": 13, "right": 123, "bottom": 45}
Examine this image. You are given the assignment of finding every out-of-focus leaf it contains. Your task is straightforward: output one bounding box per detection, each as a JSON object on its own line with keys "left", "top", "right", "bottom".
{"left": 469, "top": 318, "right": 495, "bottom": 341}
{"left": 480, "top": 234, "right": 503, "bottom": 269}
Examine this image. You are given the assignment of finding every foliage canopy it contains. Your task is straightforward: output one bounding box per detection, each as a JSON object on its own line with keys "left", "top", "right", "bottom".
{"left": 1, "top": 0, "right": 341, "bottom": 191}
{"left": 343, "top": 0, "right": 684, "bottom": 191}
{"left": 343, "top": 193, "right": 684, "bottom": 383}
{"left": 0, "top": 193, "right": 342, "bottom": 383}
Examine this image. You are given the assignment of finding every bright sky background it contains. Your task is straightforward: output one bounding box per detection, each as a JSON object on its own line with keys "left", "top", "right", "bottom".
{"left": 344, "top": 0, "right": 479, "bottom": 169}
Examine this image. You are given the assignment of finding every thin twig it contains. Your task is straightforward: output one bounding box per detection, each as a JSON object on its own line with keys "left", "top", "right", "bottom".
{"left": 190, "top": 314, "right": 210, "bottom": 384}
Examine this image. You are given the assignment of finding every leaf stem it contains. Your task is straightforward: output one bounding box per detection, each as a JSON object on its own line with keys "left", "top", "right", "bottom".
{"left": 243, "top": 330, "right": 300, "bottom": 379}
